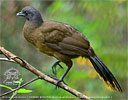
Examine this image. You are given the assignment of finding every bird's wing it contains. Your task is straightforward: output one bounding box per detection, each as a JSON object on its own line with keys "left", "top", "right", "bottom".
{"left": 43, "top": 22, "right": 90, "bottom": 57}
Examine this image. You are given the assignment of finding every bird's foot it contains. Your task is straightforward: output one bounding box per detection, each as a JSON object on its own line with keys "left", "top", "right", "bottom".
{"left": 47, "top": 75, "right": 67, "bottom": 87}
{"left": 47, "top": 74, "right": 59, "bottom": 80}
{"left": 56, "top": 78, "right": 67, "bottom": 88}
{"left": 52, "top": 61, "right": 63, "bottom": 75}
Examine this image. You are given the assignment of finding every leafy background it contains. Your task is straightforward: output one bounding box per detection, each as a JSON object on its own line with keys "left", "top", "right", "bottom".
{"left": 0, "top": 0, "right": 127, "bottom": 100}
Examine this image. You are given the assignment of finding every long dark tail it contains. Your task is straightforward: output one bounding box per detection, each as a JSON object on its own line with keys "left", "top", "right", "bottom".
{"left": 89, "top": 55, "right": 122, "bottom": 92}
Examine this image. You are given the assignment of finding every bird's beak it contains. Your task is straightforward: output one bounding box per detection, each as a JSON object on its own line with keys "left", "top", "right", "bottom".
{"left": 16, "top": 12, "right": 26, "bottom": 16}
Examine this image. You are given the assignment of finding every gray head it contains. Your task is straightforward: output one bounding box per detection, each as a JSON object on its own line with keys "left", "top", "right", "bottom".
{"left": 17, "top": 6, "right": 43, "bottom": 26}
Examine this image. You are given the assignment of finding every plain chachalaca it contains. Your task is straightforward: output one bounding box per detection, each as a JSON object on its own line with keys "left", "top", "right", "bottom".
{"left": 17, "top": 6, "right": 122, "bottom": 92}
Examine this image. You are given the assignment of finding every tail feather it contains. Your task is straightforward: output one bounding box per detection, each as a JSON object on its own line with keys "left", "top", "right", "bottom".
{"left": 89, "top": 55, "right": 122, "bottom": 92}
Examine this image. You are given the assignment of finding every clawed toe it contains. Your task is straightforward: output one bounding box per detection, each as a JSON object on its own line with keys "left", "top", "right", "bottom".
{"left": 52, "top": 63, "right": 58, "bottom": 75}
{"left": 56, "top": 80, "right": 62, "bottom": 88}
{"left": 56, "top": 79, "right": 67, "bottom": 88}
{"left": 52, "top": 61, "right": 63, "bottom": 75}
{"left": 47, "top": 74, "right": 67, "bottom": 87}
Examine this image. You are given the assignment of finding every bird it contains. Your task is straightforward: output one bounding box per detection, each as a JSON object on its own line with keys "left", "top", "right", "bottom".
{"left": 17, "top": 6, "right": 122, "bottom": 92}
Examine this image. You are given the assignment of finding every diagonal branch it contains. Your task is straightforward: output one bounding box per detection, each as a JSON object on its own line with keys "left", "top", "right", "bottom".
{"left": 0, "top": 46, "right": 91, "bottom": 100}
{"left": 0, "top": 58, "right": 15, "bottom": 63}
{"left": 0, "top": 77, "right": 39, "bottom": 97}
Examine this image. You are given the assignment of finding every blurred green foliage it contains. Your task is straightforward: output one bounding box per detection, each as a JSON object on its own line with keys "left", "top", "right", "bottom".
{"left": 0, "top": 0, "right": 127, "bottom": 100}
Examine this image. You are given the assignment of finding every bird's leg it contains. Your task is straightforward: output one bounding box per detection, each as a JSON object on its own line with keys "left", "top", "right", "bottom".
{"left": 47, "top": 74, "right": 59, "bottom": 80}
{"left": 52, "top": 61, "right": 63, "bottom": 75}
{"left": 47, "top": 74, "right": 67, "bottom": 85}
{"left": 56, "top": 67, "right": 71, "bottom": 87}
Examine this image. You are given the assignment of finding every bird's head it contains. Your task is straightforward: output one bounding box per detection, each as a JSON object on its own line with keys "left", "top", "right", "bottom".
{"left": 17, "top": 6, "right": 43, "bottom": 26}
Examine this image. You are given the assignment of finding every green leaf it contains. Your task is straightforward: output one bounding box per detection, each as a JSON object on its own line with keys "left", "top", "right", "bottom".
{"left": 13, "top": 81, "right": 20, "bottom": 84}
{"left": 0, "top": 84, "right": 13, "bottom": 90}
{"left": 19, "top": 78, "right": 23, "bottom": 83}
{"left": 13, "top": 78, "right": 23, "bottom": 84}
{"left": 17, "top": 89, "right": 32, "bottom": 93}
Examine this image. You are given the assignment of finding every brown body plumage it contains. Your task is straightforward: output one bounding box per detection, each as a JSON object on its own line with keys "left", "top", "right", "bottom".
{"left": 17, "top": 6, "right": 122, "bottom": 92}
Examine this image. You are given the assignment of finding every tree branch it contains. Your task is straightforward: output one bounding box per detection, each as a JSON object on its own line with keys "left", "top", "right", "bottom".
{"left": 0, "top": 46, "right": 91, "bottom": 100}
{"left": 0, "top": 58, "right": 15, "bottom": 63}
{"left": 0, "top": 77, "right": 39, "bottom": 97}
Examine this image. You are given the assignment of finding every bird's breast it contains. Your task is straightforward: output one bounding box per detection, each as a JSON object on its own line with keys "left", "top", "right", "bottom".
{"left": 23, "top": 21, "right": 39, "bottom": 45}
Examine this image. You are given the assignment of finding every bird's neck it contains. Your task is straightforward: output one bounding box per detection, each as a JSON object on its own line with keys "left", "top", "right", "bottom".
{"left": 29, "top": 19, "right": 43, "bottom": 26}
{"left": 24, "top": 21, "right": 39, "bottom": 32}
{"left": 23, "top": 21, "right": 41, "bottom": 45}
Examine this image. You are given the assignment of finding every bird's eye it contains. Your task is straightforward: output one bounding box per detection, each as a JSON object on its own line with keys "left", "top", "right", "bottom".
{"left": 24, "top": 11, "right": 28, "bottom": 16}
{"left": 24, "top": 11, "right": 33, "bottom": 17}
